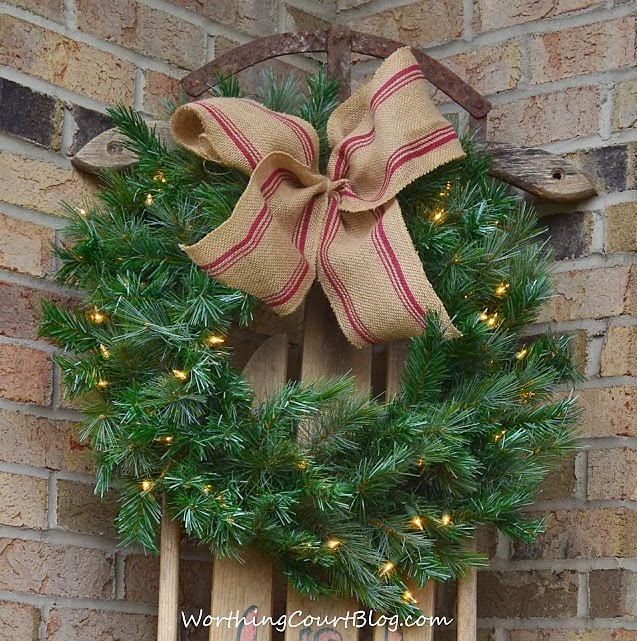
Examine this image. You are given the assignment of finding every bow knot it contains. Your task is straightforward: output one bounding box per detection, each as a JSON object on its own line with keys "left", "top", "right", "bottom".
{"left": 171, "top": 48, "right": 465, "bottom": 347}
{"left": 324, "top": 177, "right": 349, "bottom": 203}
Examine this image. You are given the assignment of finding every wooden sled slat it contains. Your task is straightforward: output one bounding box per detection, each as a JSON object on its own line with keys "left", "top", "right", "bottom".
{"left": 157, "top": 500, "right": 181, "bottom": 641}
{"left": 207, "top": 334, "right": 289, "bottom": 641}
{"left": 71, "top": 124, "right": 596, "bottom": 203}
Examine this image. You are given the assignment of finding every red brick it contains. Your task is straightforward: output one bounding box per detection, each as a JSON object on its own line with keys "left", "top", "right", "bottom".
{"left": 0, "top": 539, "right": 113, "bottom": 598}
{"left": 589, "top": 569, "right": 637, "bottom": 618}
{"left": 352, "top": 0, "right": 463, "bottom": 48}
{"left": 213, "top": 35, "right": 241, "bottom": 60}
{"left": 124, "top": 554, "right": 159, "bottom": 602}
{"left": 0, "top": 214, "right": 54, "bottom": 278}
{"left": 613, "top": 79, "right": 637, "bottom": 132}
{"left": 56, "top": 480, "right": 118, "bottom": 538}
{"left": 512, "top": 508, "right": 637, "bottom": 560}
{"left": 606, "top": 202, "right": 637, "bottom": 253}
{"left": 0, "top": 344, "right": 52, "bottom": 405}
{"left": 509, "top": 631, "right": 637, "bottom": 641}
{"left": 124, "top": 553, "right": 211, "bottom": 608}
{"left": 529, "top": 17, "right": 636, "bottom": 84}
{"left": 171, "top": 0, "right": 276, "bottom": 37}
{"left": 337, "top": 0, "right": 374, "bottom": 9}
{"left": 142, "top": 71, "right": 181, "bottom": 118}
{"left": 0, "top": 151, "right": 97, "bottom": 216}
{"left": 76, "top": 0, "right": 205, "bottom": 69}
{"left": 0, "top": 409, "right": 92, "bottom": 473}
{"left": 0, "top": 472, "right": 47, "bottom": 529}
{"left": 0, "top": 282, "right": 79, "bottom": 341}
{"left": 478, "top": 570, "right": 579, "bottom": 618}
{"left": 475, "top": 0, "right": 601, "bottom": 32}
{"left": 537, "top": 451, "right": 577, "bottom": 501}
{"left": 576, "top": 386, "right": 636, "bottom": 438}
{"left": 588, "top": 449, "right": 637, "bottom": 500}
{"left": 4, "top": 0, "right": 63, "bottom": 22}
{"left": 0, "top": 15, "right": 134, "bottom": 105}
{"left": 489, "top": 86, "right": 599, "bottom": 146}
{"left": 601, "top": 326, "right": 637, "bottom": 377}
{"left": 46, "top": 607, "right": 155, "bottom": 641}
{"left": 537, "top": 265, "right": 633, "bottom": 324}
{"left": 442, "top": 41, "right": 521, "bottom": 97}
{"left": 0, "top": 600, "right": 40, "bottom": 641}
{"left": 0, "top": 78, "right": 63, "bottom": 149}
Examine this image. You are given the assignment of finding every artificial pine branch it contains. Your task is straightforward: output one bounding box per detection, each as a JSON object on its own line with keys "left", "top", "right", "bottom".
{"left": 40, "top": 67, "right": 579, "bottom": 617}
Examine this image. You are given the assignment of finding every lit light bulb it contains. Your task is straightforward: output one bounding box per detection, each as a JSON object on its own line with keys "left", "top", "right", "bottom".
{"left": 493, "top": 429, "right": 507, "bottom": 443}
{"left": 75, "top": 207, "right": 88, "bottom": 217}
{"left": 141, "top": 480, "right": 153, "bottom": 491}
{"left": 145, "top": 193, "right": 154, "bottom": 206}
{"left": 479, "top": 309, "right": 489, "bottom": 321}
{"left": 486, "top": 313, "right": 499, "bottom": 328}
{"left": 441, "top": 513, "right": 453, "bottom": 526}
{"left": 153, "top": 170, "right": 167, "bottom": 184}
{"left": 432, "top": 209, "right": 445, "bottom": 223}
{"left": 515, "top": 347, "right": 528, "bottom": 360}
{"left": 326, "top": 539, "right": 342, "bottom": 550}
{"left": 402, "top": 589, "right": 418, "bottom": 604}
{"left": 171, "top": 369, "right": 188, "bottom": 381}
{"left": 206, "top": 335, "right": 226, "bottom": 346}
{"left": 297, "top": 461, "right": 307, "bottom": 470}
{"left": 164, "top": 435, "right": 174, "bottom": 444}
{"left": 519, "top": 390, "right": 535, "bottom": 403}
{"left": 379, "top": 561, "right": 395, "bottom": 576}
{"left": 89, "top": 307, "right": 106, "bottom": 323}
{"left": 96, "top": 379, "right": 109, "bottom": 389}
{"left": 411, "top": 516, "right": 424, "bottom": 531}
{"left": 495, "top": 283, "right": 510, "bottom": 297}
{"left": 438, "top": 181, "right": 452, "bottom": 197}
{"left": 99, "top": 344, "right": 110, "bottom": 359}
{"left": 203, "top": 484, "right": 213, "bottom": 494}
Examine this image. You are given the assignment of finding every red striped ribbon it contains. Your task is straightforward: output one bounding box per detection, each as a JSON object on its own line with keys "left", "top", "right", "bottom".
{"left": 171, "top": 47, "right": 464, "bottom": 348}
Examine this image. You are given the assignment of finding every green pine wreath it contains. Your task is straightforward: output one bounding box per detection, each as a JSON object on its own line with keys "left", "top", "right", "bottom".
{"left": 40, "top": 69, "right": 579, "bottom": 617}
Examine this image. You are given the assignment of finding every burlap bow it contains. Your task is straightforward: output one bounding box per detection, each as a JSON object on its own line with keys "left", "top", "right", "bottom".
{"left": 171, "top": 47, "right": 464, "bottom": 348}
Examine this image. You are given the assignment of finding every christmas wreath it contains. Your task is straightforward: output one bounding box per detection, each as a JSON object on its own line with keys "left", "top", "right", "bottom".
{"left": 41, "top": 49, "right": 579, "bottom": 617}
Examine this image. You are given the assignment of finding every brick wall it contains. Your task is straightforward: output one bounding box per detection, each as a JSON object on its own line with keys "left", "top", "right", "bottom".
{"left": 0, "top": 1, "right": 635, "bottom": 640}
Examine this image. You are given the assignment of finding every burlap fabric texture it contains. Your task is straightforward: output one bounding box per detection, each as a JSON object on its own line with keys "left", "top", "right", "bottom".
{"left": 171, "top": 47, "right": 464, "bottom": 348}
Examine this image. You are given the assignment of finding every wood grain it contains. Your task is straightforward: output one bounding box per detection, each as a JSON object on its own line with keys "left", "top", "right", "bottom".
{"left": 456, "top": 538, "right": 477, "bottom": 641}
{"left": 71, "top": 125, "right": 597, "bottom": 203}
{"left": 488, "top": 141, "right": 596, "bottom": 202}
{"left": 300, "top": 284, "right": 372, "bottom": 386}
{"left": 206, "top": 334, "right": 289, "bottom": 641}
{"left": 281, "top": 286, "right": 373, "bottom": 641}
{"left": 157, "top": 500, "right": 181, "bottom": 641}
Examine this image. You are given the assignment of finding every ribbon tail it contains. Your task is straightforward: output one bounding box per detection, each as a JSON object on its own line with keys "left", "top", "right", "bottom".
{"left": 317, "top": 199, "right": 460, "bottom": 348}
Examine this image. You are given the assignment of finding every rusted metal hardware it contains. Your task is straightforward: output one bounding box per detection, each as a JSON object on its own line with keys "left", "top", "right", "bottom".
{"left": 72, "top": 28, "right": 596, "bottom": 202}
{"left": 180, "top": 27, "right": 491, "bottom": 120}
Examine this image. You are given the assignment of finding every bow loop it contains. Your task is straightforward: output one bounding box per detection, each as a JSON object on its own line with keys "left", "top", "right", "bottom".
{"left": 171, "top": 47, "right": 465, "bottom": 347}
{"left": 171, "top": 98, "right": 320, "bottom": 173}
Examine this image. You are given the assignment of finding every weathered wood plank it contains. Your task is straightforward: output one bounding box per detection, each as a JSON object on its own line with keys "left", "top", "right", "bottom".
{"left": 157, "top": 500, "right": 181, "bottom": 641}
{"left": 206, "top": 334, "right": 289, "bottom": 641}
{"left": 488, "top": 141, "right": 596, "bottom": 203}
{"left": 300, "top": 284, "right": 372, "bottom": 386}
{"left": 456, "top": 539, "right": 477, "bottom": 641}
{"left": 284, "top": 286, "right": 373, "bottom": 641}
{"left": 385, "top": 340, "right": 409, "bottom": 398}
{"left": 283, "top": 592, "right": 361, "bottom": 641}
{"left": 71, "top": 125, "right": 597, "bottom": 203}
{"left": 372, "top": 342, "right": 436, "bottom": 641}
{"left": 210, "top": 551, "right": 275, "bottom": 641}
{"left": 70, "top": 120, "right": 172, "bottom": 174}
{"left": 243, "top": 333, "right": 289, "bottom": 403}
